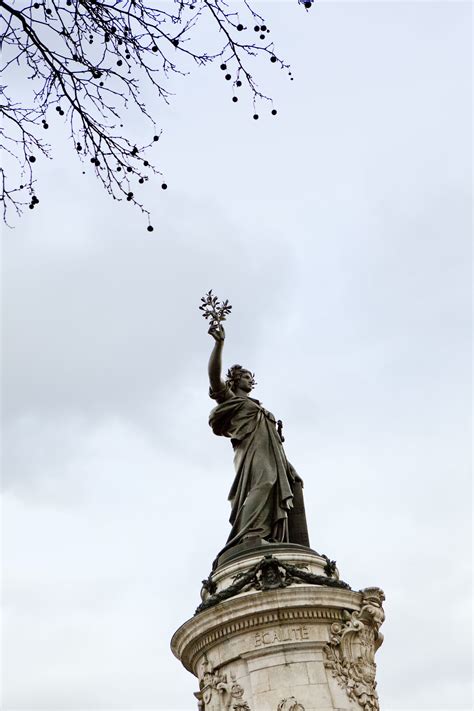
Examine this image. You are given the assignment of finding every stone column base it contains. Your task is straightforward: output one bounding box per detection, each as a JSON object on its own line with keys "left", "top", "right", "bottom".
{"left": 171, "top": 545, "right": 385, "bottom": 711}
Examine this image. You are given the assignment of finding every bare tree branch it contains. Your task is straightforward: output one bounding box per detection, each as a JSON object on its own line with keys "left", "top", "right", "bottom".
{"left": 0, "top": 0, "right": 302, "bottom": 229}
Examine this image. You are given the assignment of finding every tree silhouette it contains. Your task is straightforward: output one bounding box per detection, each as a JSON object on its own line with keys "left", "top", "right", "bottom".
{"left": 1, "top": 0, "right": 294, "bottom": 228}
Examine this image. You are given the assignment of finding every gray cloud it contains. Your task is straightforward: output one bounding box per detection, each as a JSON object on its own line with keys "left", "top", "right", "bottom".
{"left": 2, "top": 2, "right": 471, "bottom": 710}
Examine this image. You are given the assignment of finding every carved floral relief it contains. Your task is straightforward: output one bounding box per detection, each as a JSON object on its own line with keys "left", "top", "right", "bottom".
{"left": 277, "top": 697, "right": 305, "bottom": 711}
{"left": 324, "top": 587, "right": 385, "bottom": 711}
{"left": 195, "top": 657, "right": 251, "bottom": 711}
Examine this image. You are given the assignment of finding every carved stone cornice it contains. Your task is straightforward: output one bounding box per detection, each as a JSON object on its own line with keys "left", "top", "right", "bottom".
{"left": 171, "top": 584, "right": 363, "bottom": 674}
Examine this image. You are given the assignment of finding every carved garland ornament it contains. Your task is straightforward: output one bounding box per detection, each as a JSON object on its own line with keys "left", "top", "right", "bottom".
{"left": 277, "top": 697, "right": 305, "bottom": 711}
{"left": 196, "top": 554, "right": 350, "bottom": 615}
{"left": 195, "top": 657, "right": 251, "bottom": 711}
{"left": 324, "top": 587, "right": 385, "bottom": 711}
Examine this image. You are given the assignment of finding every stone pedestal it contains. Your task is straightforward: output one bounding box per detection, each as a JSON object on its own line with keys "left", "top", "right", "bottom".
{"left": 171, "top": 544, "right": 385, "bottom": 711}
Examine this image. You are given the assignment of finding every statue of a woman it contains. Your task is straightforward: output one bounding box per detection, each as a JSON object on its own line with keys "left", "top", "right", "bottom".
{"left": 208, "top": 324, "right": 310, "bottom": 557}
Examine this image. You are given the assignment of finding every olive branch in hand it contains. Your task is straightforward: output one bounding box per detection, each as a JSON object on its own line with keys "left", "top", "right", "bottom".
{"left": 199, "top": 290, "right": 232, "bottom": 330}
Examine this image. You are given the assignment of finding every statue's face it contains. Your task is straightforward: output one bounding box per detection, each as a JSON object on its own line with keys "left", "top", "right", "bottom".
{"left": 237, "top": 370, "right": 254, "bottom": 392}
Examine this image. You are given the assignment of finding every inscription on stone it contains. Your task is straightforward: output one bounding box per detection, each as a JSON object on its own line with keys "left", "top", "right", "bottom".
{"left": 254, "top": 625, "right": 309, "bottom": 648}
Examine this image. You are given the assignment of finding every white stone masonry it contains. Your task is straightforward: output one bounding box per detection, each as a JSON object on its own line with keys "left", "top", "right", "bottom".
{"left": 171, "top": 545, "right": 385, "bottom": 711}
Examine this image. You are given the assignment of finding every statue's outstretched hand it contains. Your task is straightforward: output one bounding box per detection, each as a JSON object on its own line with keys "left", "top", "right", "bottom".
{"left": 208, "top": 324, "right": 225, "bottom": 342}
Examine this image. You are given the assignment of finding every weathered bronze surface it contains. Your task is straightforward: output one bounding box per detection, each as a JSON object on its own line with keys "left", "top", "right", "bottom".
{"left": 195, "top": 554, "right": 350, "bottom": 615}
{"left": 203, "top": 292, "right": 310, "bottom": 559}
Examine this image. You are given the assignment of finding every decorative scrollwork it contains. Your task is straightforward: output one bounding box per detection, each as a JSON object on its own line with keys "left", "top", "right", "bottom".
{"left": 195, "top": 554, "right": 351, "bottom": 615}
{"left": 195, "top": 657, "right": 251, "bottom": 711}
{"left": 277, "top": 697, "right": 305, "bottom": 711}
{"left": 324, "top": 588, "right": 385, "bottom": 711}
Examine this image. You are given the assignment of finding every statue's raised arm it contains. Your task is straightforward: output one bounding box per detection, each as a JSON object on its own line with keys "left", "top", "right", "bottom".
{"left": 199, "top": 290, "right": 232, "bottom": 396}
{"left": 208, "top": 324, "right": 226, "bottom": 395}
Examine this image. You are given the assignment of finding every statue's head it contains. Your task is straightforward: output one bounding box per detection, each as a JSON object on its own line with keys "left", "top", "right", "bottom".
{"left": 226, "top": 364, "right": 257, "bottom": 393}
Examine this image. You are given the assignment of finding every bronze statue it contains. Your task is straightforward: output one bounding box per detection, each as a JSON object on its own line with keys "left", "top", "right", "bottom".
{"left": 200, "top": 291, "right": 310, "bottom": 558}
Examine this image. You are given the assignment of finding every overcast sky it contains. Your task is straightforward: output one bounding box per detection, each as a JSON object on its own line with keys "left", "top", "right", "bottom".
{"left": 1, "top": 1, "right": 472, "bottom": 710}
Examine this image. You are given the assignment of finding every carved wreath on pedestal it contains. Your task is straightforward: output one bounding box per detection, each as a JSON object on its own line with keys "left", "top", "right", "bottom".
{"left": 324, "top": 587, "right": 385, "bottom": 711}
{"left": 196, "top": 554, "right": 350, "bottom": 615}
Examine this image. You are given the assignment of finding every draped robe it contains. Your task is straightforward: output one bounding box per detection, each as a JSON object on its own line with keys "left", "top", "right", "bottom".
{"left": 209, "top": 384, "right": 299, "bottom": 553}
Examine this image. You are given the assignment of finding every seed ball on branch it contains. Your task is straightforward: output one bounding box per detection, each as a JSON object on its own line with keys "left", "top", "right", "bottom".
{"left": 237, "top": 24, "right": 243, "bottom": 31}
{"left": 147, "top": 225, "right": 154, "bottom": 232}
{"left": 253, "top": 114, "right": 259, "bottom": 120}
{"left": 161, "top": 183, "right": 168, "bottom": 190}
{"left": 225, "top": 74, "right": 231, "bottom": 80}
